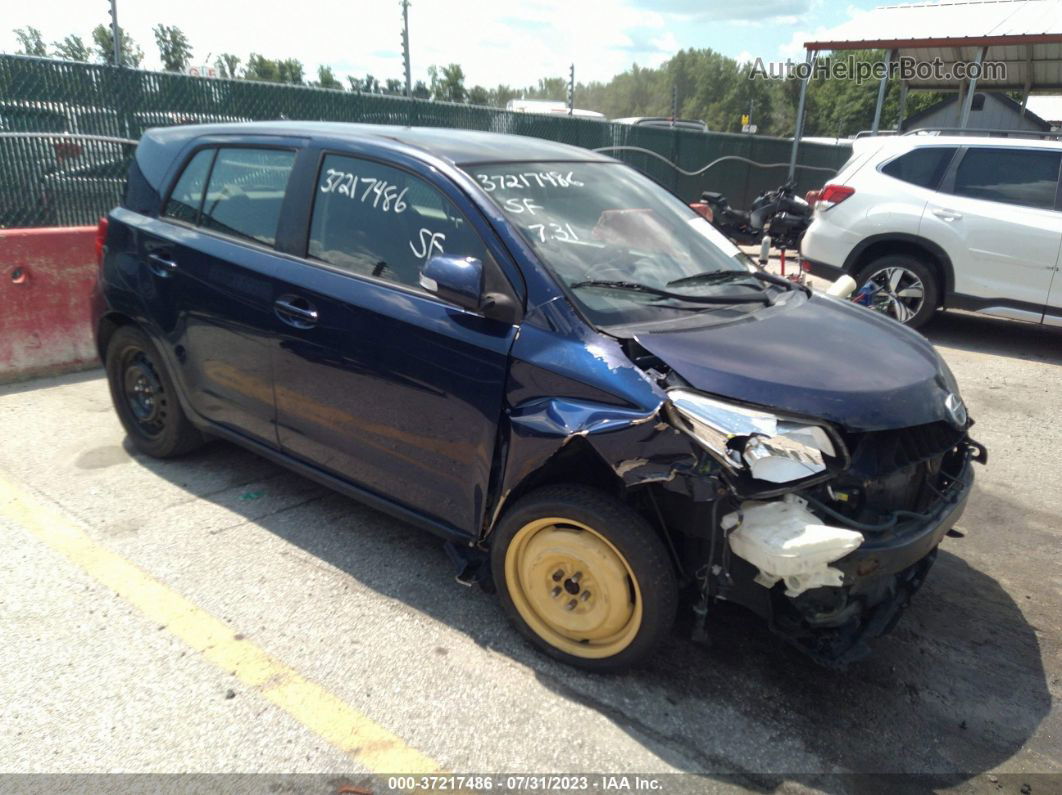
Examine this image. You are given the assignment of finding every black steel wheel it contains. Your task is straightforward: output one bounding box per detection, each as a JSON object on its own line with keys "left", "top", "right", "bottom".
{"left": 105, "top": 326, "right": 204, "bottom": 458}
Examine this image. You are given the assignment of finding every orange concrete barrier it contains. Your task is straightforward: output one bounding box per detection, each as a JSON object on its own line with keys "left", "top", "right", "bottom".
{"left": 0, "top": 226, "right": 99, "bottom": 384}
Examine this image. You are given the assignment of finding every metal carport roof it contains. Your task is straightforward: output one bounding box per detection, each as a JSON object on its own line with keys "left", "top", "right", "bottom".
{"left": 805, "top": 0, "right": 1062, "bottom": 90}
{"left": 787, "top": 1, "right": 1062, "bottom": 176}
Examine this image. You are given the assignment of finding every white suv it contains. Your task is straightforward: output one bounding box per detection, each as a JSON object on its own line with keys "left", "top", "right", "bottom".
{"left": 801, "top": 133, "right": 1062, "bottom": 329}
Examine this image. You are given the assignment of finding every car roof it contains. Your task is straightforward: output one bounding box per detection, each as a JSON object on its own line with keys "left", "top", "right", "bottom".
{"left": 141, "top": 121, "right": 616, "bottom": 166}
{"left": 857, "top": 133, "right": 1062, "bottom": 155}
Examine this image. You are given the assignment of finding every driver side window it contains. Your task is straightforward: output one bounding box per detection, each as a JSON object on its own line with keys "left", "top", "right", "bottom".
{"left": 308, "top": 154, "right": 491, "bottom": 293}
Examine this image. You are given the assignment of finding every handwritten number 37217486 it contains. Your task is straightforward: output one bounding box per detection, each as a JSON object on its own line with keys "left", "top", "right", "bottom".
{"left": 320, "top": 169, "right": 408, "bottom": 213}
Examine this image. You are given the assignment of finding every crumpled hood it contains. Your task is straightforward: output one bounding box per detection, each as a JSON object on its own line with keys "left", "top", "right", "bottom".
{"left": 633, "top": 293, "right": 956, "bottom": 431}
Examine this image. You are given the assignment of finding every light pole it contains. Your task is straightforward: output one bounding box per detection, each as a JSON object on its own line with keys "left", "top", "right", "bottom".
{"left": 401, "top": 0, "right": 412, "bottom": 97}
{"left": 108, "top": 0, "right": 121, "bottom": 66}
{"left": 567, "top": 63, "right": 574, "bottom": 115}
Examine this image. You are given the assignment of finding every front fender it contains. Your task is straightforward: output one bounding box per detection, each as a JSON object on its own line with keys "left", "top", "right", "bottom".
{"left": 486, "top": 298, "right": 712, "bottom": 533}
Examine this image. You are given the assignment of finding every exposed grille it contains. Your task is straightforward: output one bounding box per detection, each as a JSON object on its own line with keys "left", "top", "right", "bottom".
{"left": 849, "top": 421, "right": 966, "bottom": 476}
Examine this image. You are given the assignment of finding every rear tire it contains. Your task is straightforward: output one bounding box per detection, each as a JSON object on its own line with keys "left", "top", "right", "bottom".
{"left": 105, "top": 326, "right": 204, "bottom": 458}
{"left": 491, "top": 485, "right": 677, "bottom": 672}
{"left": 854, "top": 253, "right": 939, "bottom": 329}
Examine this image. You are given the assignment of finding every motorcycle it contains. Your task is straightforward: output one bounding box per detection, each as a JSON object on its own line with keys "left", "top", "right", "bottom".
{"left": 695, "top": 179, "right": 812, "bottom": 251}
{"left": 689, "top": 182, "right": 884, "bottom": 310}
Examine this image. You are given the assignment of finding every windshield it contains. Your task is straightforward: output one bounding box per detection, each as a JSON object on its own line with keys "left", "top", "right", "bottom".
{"left": 469, "top": 161, "right": 760, "bottom": 326}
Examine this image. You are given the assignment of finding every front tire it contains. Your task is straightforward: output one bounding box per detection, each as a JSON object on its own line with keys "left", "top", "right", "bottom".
{"left": 491, "top": 485, "right": 677, "bottom": 671}
{"left": 854, "top": 254, "right": 939, "bottom": 329}
{"left": 105, "top": 325, "right": 204, "bottom": 458}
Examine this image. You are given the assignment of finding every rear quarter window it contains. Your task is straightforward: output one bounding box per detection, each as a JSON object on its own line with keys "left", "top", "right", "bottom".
{"left": 880, "top": 147, "right": 956, "bottom": 189}
{"left": 162, "top": 148, "right": 214, "bottom": 223}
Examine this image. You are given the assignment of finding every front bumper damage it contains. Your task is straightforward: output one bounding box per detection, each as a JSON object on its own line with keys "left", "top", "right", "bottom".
{"left": 717, "top": 442, "right": 980, "bottom": 666}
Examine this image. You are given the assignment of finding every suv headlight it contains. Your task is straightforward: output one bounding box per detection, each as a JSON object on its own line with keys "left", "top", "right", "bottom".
{"left": 666, "top": 389, "right": 843, "bottom": 484}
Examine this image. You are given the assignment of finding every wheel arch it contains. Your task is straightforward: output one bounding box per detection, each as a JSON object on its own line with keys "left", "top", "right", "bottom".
{"left": 95, "top": 311, "right": 138, "bottom": 363}
{"left": 842, "top": 233, "right": 955, "bottom": 306}
{"left": 489, "top": 437, "right": 627, "bottom": 538}
{"left": 485, "top": 432, "right": 691, "bottom": 584}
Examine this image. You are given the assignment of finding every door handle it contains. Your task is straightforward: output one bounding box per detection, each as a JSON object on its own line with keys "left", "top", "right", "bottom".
{"left": 274, "top": 295, "right": 319, "bottom": 329}
{"left": 147, "top": 252, "right": 178, "bottom": 276}
{"left": 931, "top": 208, "right": 963, "bottom": 222}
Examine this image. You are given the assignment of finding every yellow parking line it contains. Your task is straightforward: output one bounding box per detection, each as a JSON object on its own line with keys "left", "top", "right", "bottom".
{"left": 0, "top": 471, "right": 442, "bottom": 775}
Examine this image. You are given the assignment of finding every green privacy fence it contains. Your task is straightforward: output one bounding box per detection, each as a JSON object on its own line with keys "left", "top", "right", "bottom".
{"left": 0, "top": 54, "right": 850, "bottom": 228}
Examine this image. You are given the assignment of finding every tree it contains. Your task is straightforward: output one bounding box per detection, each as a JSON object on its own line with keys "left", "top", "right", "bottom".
{"left": 411, "top": 80, "right": 430, "bottom": 99}
{"left": 13, "top": 26, "right": 47, "bottom": 56}
{"left": 153, "top": 24, "right": 193, "bottom": 72}
{"left": 362, "top": 74, "right": 379, "bottom": 93}
{"left": 468, "top": 85, "right": 489, "bottom": 105}
{"left": 429, "top": 63, "right": 466, "bottom": 102}
{"left": 490, "top": 84, "right": 519, "bottom": 108}
{"left": 92, "top": 24, "right": 143, "bottom": 67}
{"left": 215, "top": 53, "right": 241, "bottom": 79}
{"left": 525, "top": 76, "right": 567, "bottom": 101}
{"left": 52, "top": 34, "right": 90, "bottom": 62}
{"left": 315, "top": 65, "right": 342, "bottom": 90}
{"left": 384, "top": 78, "right": 403, "bottom": 94}
{"left": 277, "top": 58, "right": 304, "bottom": 85}
{"left": 245, "top": 53, "right": 279, "bottom": 81}
{"left": 244, "top": 54, "right": 303, "bottom": 84}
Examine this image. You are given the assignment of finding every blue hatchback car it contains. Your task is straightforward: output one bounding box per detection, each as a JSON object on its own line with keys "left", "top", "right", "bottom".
{"left": 93, "top": 122, "right": 984, "bottom": 670}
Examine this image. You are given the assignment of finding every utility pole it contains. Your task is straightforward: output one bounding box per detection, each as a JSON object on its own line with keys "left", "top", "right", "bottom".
{"left": 109, "top": 0, "right": 121, "bottom": 66}
{"left": 400, "top": 0, "right": 412, "bottom": 98}
{"left": 671, "top": 84, "right": 678, "bottom": 121}
{"left": 567, "top": 63, "right": 575, "bottom": 116}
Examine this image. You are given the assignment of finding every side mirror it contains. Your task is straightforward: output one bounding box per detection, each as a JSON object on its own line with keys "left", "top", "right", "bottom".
{"left": 420, "top": 255, "right": 520, "bottom": 324}
{"left": 420, "top": 255, "right": 484, "bottom": 312}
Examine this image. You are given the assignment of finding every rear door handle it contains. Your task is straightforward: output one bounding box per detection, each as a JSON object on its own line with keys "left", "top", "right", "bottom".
{"left": 147, "top": 252, "right": 178, "bottom": 276}
{"left": 274, "top": 295, "right": 319, "bottom": 329}
{"left": 931, "top": 208, "right": 963, "bottom": 222}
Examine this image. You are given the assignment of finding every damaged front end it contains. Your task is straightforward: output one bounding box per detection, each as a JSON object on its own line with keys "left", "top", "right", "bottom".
{"left": 664, "top": 383, "right": 985, "bottom": 666}
{"left": 493, "top": 295, "right": 985, "bottom": 666}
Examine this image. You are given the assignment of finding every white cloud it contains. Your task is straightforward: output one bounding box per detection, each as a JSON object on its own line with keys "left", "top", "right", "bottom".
{"left": 629, "top": 0, "right": 813, "bottom": 22}
{"left": 779, "top": 4, "right": 880, "bottom": 59}
{"left": 779, "top": 29, "right": 815, "bottom": 60}
{"left": 3, "top": 0, "right": 676, "bottom": 89}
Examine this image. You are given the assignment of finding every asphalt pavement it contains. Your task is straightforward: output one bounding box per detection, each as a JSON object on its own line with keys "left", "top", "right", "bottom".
{"left": 1, "top": 309, "right": 1060, "bottom": 793}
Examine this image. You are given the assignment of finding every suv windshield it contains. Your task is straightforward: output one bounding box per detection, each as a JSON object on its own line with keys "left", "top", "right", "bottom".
{"left": 468, "top": 161, "right": 761, "bottom": 326}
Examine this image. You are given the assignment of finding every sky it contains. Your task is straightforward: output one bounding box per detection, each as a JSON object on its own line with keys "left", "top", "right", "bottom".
{"left": 3, "top": 0, "right": 888, "bottom": 88}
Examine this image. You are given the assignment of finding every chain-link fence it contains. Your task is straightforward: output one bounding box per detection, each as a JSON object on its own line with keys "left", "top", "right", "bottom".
{"left": 0, "top": 54, "right": 850, "bottom": 228}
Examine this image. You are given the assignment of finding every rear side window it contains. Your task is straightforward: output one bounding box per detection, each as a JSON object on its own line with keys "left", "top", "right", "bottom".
{"left": 952, "top": 147, "right": 1061, "bottom": 210}
{"left": 201, "top": 148, "right": 295, "bottom": 245}
{"left": 881, "top": 147, "right": 956, "bottom": 189}
{"left": 308, "top": 154, "right": 489, "bottom": 291}
{"left": 163, "top": 148, "right": 214, "bottom": 223}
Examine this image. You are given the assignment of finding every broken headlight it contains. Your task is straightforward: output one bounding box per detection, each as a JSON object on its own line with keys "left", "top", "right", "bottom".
{"left": 665, "top": 389, "right": 844, "bottom": 484}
